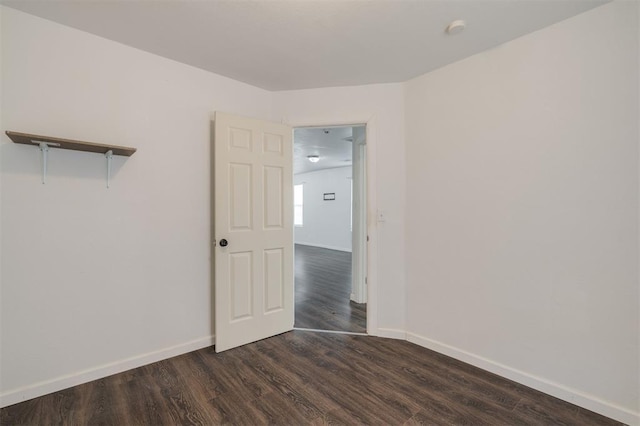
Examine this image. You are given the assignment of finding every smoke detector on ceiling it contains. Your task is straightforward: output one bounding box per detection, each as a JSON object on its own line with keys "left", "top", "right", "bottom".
{"left": 445, "top": 20, "right": 465, "bottom": 35}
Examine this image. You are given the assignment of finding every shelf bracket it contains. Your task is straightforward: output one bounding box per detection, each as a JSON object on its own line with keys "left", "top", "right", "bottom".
{"left": 39, "top": 142, "right": 50, "bottom": 184}
{"left": 36, "top": 141, "right": 61, "bottom": 184}
{"left": 105, "top": 150, "right": 113, "bottom": 188}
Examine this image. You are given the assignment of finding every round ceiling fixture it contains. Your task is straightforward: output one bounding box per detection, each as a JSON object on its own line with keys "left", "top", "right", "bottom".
{"left": 307, "top": 155, "right": 320, "bottom": 163}
{"left": 445, "top": 20, "right": 466, "bottom": 35}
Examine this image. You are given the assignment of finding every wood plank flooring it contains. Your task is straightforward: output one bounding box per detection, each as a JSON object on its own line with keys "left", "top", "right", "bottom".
{"left": 1, "top": 330, "right": 621, "bottom": 425}
{"left": 295, "top": 244, "right": 366, "bottom": 332}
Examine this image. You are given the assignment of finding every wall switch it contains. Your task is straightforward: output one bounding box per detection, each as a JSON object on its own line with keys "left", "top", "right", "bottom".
{"left": 377, "top": 209, "right": 386, "bottom": 222}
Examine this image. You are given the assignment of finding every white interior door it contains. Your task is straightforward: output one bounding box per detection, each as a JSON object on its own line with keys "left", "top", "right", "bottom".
{"left": 214, "top": 112, "right": 293, "bottom": 353}
{"left": 351, "top": 126, "right": 367, "bottom": 305}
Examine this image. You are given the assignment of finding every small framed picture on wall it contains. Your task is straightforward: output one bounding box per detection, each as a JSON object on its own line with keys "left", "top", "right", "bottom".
{"left": 323, "top": 193, "right": 335, "bottom": 201}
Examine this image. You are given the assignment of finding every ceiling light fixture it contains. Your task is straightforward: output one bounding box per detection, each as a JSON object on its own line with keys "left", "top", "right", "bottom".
{"left": 445, "top": 19, "right": 465, "bottom": 35}
{"left": 307, "top": 155, "right": 320, "bottom": 163}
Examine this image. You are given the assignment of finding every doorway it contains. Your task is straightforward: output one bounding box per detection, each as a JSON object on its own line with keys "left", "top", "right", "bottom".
{"left": 292, "top": 125, "right": 367, "bottom": 333}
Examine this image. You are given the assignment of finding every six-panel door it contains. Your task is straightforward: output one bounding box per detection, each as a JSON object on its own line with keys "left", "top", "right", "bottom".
{"left": 214, "top": 112, "right": 293, "bottom": 352}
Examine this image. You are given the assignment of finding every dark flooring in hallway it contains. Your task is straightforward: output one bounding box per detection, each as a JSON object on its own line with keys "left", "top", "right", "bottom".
{"left": 294, "top": 244, "right": 366, "bottom": 332}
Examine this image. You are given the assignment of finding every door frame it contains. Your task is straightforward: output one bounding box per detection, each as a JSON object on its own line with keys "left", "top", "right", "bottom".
{"left": 287, "top": 117, "right": 378, "bottom": 335}
{"left": 350, "top": 125, "right": 367, "bottom": 305}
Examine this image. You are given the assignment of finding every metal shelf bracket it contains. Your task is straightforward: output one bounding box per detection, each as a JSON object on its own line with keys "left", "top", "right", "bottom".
{"left": 38, "top": 142, "right": 60, "bottom": 184}
{"left": 39, "top": 143, "right": 49, "bottom": 184}
{"left": 105, "top": 150, "right": 113, "bottom": 188}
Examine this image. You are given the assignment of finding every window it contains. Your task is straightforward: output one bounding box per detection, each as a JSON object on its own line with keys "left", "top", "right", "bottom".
{"left": 294, "top": 184, "right": 304, "bottom": 226}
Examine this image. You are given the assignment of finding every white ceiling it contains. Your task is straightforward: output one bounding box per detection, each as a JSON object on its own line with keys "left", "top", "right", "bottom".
{"left": 1, "top": 0, "right": 608, "bottom": 91}
{"left": 294, "top": 126, "right": 360, "bottom": 175}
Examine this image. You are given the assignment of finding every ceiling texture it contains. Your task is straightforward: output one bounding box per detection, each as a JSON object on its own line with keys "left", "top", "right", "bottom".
{"left": 294, "top": 126, "right": 361, "bottom": 175}
{"left": 1, "top": 0, "right": 607, "bottom": 92}
{"left": 1, "top": 0, "right": 609, "bottom": 174}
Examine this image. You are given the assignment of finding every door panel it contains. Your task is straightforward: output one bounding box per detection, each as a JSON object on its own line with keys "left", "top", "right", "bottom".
{"left": 214, "top": 112, "right": 293, "bottom": 352}
{"left": 264, "top": 248, "right": 284, "bottom": 313}
{"left": 230, "top": 163, "right": 252, "bottom": 230}
{"left": 264, "top": 166, "right": 284, "bottom": 229}
{"left": 229, "top": 251, "right": 253, "bottom": 321}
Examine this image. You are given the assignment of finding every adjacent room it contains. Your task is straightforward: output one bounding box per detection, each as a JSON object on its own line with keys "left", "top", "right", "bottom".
{"left": 293, "top": 125, "right": 367, "bottom": 333}
{"left": 1, "top": 0, "right": 638, "bottom": 425}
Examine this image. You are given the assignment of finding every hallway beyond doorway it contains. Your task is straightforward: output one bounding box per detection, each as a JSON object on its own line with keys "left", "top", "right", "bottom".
{"left": 294, "top": 244, "right": 366, "bottom": 333}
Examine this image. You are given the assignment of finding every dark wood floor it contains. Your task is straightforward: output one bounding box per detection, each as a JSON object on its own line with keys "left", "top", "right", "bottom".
{"left": 295, "top": 244, "right": 367, "bottom": 333}
{"left": 1, "top": 330, "right": 620, "bottom": 425}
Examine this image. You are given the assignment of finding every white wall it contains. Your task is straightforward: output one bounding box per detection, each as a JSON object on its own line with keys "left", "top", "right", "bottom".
{"left": 294, "top": 167, "right": 352, "bottom": 252}
{"left": 404, "top": 2, "right": 639, "bottom": 424}
{"left": 0, "top": 7, "right": 273, "bottom": 406}
{"left": 0, "top": 7, "right": 4, "bottom": 398}
{"left": 274, "top": 84, "right": 406, "bottom": 338}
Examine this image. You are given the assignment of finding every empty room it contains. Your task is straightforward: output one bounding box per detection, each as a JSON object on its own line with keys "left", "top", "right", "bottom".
{"left": 0, "top": 0, "right": 638, "bottom": 425}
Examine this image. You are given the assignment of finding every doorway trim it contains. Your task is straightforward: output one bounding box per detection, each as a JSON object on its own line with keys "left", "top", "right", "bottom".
{"left": 287, "top": 116, "right": 378, "bottom": 336}
{"left": 350, "top": 125, "right": 367, "bottom": 305}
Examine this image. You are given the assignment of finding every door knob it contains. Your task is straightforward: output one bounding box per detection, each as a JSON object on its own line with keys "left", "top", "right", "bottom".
{"left": 219, "top": 239, "right": 228, "bottom": 247}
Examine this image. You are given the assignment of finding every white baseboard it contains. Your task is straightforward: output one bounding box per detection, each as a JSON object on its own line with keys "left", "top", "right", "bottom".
{"left": 295, "top": 242, "right": 352, "bottom": 253}
{"left": 406, "top": 332, "right": 639, "bottom": 426}
{"left": 0, "top": 335, "right": 215, "bottom": 409}
{"left": 375, "top": 327, "right": 407, "bottom": 340}
{"left": 350, "top": 293, "right": 366, "bottom": 304}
